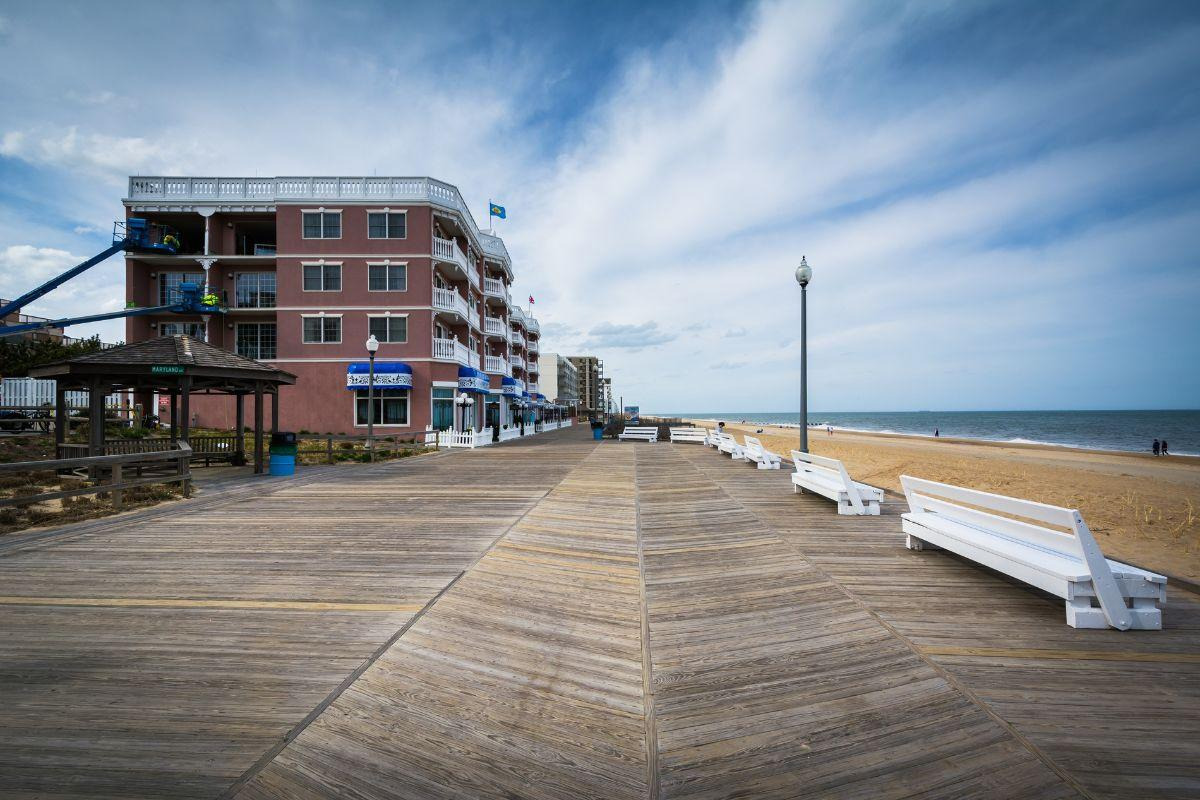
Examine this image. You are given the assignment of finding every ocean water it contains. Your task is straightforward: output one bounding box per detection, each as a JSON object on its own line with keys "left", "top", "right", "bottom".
{"left": 657, "top": 410, "right": 1200, "bottom": 456}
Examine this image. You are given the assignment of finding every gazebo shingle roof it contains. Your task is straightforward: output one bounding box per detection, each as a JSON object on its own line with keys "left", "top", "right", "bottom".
{"left": 61, "top": 335, "right": 282, "bottom": 373}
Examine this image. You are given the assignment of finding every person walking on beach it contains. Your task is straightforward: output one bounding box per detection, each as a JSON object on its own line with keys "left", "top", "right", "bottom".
{"left": 1162, "top": 439, "right": 1169, "bottom": 456}
{"left": 1153, "top": 439, "right": 1161, "bottom": 456}
{"left": 934, "top": 428, "right": 939, "bottom": 438}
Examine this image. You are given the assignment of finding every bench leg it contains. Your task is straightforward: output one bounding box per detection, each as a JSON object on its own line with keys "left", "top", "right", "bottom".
{"left": 906, "top": 534, "right": 939, "bottom": 551}
{"left": 1127, "top": 597, "right": 1163, "bottom": 630}
{"left": 1065, "top": 597, "right": 1108, "bottom": 629}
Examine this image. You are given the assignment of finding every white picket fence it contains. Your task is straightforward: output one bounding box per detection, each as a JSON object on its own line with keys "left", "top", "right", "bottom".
{"left": 1, "top": 378, "right": 127, "bottom": 409}
{"left": 437, "top": 427, "right": 495, "bottom": 449}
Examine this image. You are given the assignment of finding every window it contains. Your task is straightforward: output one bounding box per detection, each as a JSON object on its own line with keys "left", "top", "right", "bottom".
{"left": 160, "top": 272, "right": 204, "bottom": 305}
{"left": 431, "top": 387, "right": 455, "bottom": 431}
{"left": 368, "top": 316, "right": 407, "bottom": 343}
{"left": 160, "top": 322, "right": 206, "bottom": 339}
{"left": 237, "top": 322, "right": 277, "bottom": 360}
{"left": 302, "top": 211, "right": 341, "bottom": 239}
{"left": 303, "top": 263, "right": 341, "bottom": 291}
{"left": 367, "top": 212, "right": 407, "bottom": 239}
{"left": 235, "top": 273, "right": 276, "bottom": 308}
{"left": 356, "top": 389, "right": 409, "bottom": 426}
{"left": 367, "top": 263, "right": 407, "bottom": 291}
{"left": 302, "top": 316, "right": 341, "bottom": 344}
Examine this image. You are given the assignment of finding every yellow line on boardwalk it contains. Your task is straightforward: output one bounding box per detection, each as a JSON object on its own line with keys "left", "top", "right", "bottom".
{"left": 0, "top": 596, "right": 423, "bottom": 613}
{"left": 919, "top": 644, "right": 1200, "bottom": 664}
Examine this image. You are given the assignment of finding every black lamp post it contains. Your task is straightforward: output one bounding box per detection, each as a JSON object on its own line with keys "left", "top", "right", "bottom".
{"left": 365, "top": 334, "right": 379, "bottom": 461}
{"left": 795, "top": 256, "right": 813, "bottom": 453}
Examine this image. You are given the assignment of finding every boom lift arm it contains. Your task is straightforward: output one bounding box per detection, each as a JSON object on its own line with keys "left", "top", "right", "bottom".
{"left": 0, "top": 218, "right": 224, "bottom": 338}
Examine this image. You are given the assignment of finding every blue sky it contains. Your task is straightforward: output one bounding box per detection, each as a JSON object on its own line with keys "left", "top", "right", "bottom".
{"left": 1, "top": 0, "right": 1198, "bottom": 411}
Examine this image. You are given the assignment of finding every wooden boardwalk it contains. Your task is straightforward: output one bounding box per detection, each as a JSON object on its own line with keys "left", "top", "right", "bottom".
{"left": 1, "top": 427, "right": 1198, "bottom": 798}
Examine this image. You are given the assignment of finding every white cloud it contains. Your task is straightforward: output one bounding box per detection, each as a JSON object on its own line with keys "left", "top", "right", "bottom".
{"left": 585, "top": 321, "right": 676, "bottom": 349}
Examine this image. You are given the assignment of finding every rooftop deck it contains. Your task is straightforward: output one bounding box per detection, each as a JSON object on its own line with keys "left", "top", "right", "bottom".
{"left": 1, "top": 427, "right": 1198, "bottom": 798}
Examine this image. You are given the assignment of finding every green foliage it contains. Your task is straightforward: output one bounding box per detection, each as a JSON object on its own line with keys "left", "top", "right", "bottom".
{"left": 0, "top": 335, "right": 110, "bottom": 377}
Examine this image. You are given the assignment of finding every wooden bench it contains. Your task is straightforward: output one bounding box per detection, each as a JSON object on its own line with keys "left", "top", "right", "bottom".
{"left": 670, "top": 427, "right": 709, "bottom": 444}
{"left": 900, "top": 476, "right": 1167, "bottom": 630}
{"left": 790, "top": 451, "right": 884, "bottom": 515}
{"left": 618, "top": 426, "right": 658, "bottom": 443}
{"left": 741, "top": 436, "right": 781, "bottom": 469}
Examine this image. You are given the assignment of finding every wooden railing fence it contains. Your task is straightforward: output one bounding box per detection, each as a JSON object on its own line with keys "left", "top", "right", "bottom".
{"left": 0, "top": 443, "right": 193, "bottom": 511}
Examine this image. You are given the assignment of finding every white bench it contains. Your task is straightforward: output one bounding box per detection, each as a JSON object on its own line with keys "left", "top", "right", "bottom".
{"left": 791, "top": 451, "right": 884, "bottom": 515}
{"left": 618, "top": 426, "right": 658, "bottom": 443}
{"left": 670, "top": 427, "right": 709, "bottom": 444}
{"left": 705, "top": 429, "right": 726, "bottom": 447}
{"left": 715, "top": 433, "right": 746, "bottom": 460}
{"left": 901, "top": 476, "right": 1166, "bottom": 630}
{"left": 742, "top": 436, "right": 781, "bottom": 469}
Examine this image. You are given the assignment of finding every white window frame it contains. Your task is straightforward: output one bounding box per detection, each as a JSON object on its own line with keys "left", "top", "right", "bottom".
{"left": 301, "top": 313, "right": 343, "bottom": 345}
{"left": 366, "top": 313, "right": 409, "bottom": 344}
{"left": 300, "top": 207, "right": 343, "bottom": 240}
{"left": 353, "top": 389, "right": 411, "bottom": 428}
{"left": 366, "top": 261, "right": 408, "bottom": 292}
{"left": 235, "top": 321, "right": 277, "bottom": 360}
{"left": 301, "top": 261, "right": 343, "bottom": 292}
{"left": 159, "top": 321, "right": 206, "bottom": 339}
{"left": 233, "top": 271, "right": 277, "bottom": 309}
{"left": 159, "top": 271, "right": 205, "bottom": 305}
{"left": 366, "top": 208, "right": 408, "bottom": 240}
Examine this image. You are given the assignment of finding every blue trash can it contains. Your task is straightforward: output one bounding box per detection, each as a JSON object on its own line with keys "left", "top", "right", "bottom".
{"left": 269, "top": 454, "right": 295, "bottom": 476}
{"left": 592, "top": 426, "right": 604, "bottom": 440}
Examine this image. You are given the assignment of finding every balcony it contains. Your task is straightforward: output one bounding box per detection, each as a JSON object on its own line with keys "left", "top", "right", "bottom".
{"left": 527, "top": 382, "right": 539, "bottom": 394}
{"left": 510, "top": 330, "right": 526, "bottom": 349}
{"left": 433, "top": 337, "right": 480, "bottom": 368}
{"left": 510, "top": 306, "right": 526, "bottom": 328}
{"left": 527, "top": 338, "right": 538, "bottom": 354}
{"left": 510, "top": 354, "right": 525, "bottom": 371}
{"left": 484, "top": 316, "right": 506, "bottom": 338}
{"left": 433, "top": 236, "right": 479, "bottom": 290}
{"left": 526, "top": 317, "right": 540, "bottom": 335}
{"left": 484, "top": 355, "right": 511, "bottom": 376}
{"left": 432, "top": 286, "right": 469, "bottom": 320}
{"left": 483, "top": 276, "right": 509, "bottom": 303}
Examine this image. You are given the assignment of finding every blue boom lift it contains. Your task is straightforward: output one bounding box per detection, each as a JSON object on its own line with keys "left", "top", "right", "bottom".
{"left": 0, "top": 218, "right": 225, "bottom": 338}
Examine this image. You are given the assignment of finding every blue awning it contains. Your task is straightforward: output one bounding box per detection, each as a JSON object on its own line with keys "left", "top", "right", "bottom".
{"left": 346, "top": 362, "right": 412, "bottom": 390}
{"left": 457, "top": 366, "right": 490, "bottom": 394}
{"left": 499, "top": 376, "right": 521, "bottom": 397}
{"left": 533, "top": 393, "right": 547, "bottom": 406}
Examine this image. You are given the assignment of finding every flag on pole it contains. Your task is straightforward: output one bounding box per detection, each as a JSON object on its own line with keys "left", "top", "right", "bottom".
{"left": 528, "top": 295, "right": 535, "bottom": 305}
{"left": 489, "top": 202, "right": 506, "bottom": 220}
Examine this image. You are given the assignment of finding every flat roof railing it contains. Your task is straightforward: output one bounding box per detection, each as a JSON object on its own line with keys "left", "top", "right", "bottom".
{"left": 125, "top": 176, "right": 511, "bottom": 264}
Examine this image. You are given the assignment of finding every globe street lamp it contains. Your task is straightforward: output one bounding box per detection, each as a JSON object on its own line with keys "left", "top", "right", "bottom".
{"left": 365, "top": 334, "right": 379, "bottom": 461}
{"left": 795, "top": 256, "right": 813, "bottom": 452}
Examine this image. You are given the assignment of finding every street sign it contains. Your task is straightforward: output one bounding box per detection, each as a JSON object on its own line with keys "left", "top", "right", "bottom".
{"left": 151, "top": 365, "right": 185, "bottom": 374}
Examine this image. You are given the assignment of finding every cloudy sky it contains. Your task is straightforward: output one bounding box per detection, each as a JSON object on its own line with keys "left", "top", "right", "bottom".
{"left": 1, "top": 0, "right": 1198, "bottom": 412}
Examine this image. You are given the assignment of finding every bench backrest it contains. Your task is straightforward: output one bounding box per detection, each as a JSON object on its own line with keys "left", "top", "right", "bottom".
{"left": 899, "top": 475, "right": 1133, "bottom": 630}
{"left": 622, "top": 427, "right": 657, "bottom": 434}
{"left": 671, "top": 427, "right": 708, "bottom": 440}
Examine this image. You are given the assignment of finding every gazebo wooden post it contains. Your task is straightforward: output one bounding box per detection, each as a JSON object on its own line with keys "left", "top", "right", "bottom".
{"left": 53, "top": 381, "right": 67, "bottom": 457}
{"left": 254, "top": 381, "right": 265, "bottom": 474}
{"left": 271, "top": 388, "right": 280, "bottom": 434}
{"left": 87, "top": 377, "right": 105, "bottom": 458}
{"left": 180, "top": 375, "right": 192, "bottom": 444}
{"left": 235, "top": 392, "right": 246, "bottom": 465}
{"left": 169, "top": 390, "right": 178, "bottom": 443}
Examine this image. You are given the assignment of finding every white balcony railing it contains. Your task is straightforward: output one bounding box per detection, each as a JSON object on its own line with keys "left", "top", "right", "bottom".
{"left": 510, "top": 330, "right": 526, "bottom": 349}
{"left": 484, "top": 316, "right": 506, "bottom": 337}
{"left": 510, "top": 354, "right": 525, "bottom": 370}
{"left": 433, "top": 236, "right": 478, "bottom": 290}
{"left": 484, "top": 355, "right": 511, "bottom": 375}
{"left": 484, "top": 276, "right": 506, "bottom": 299}
{"left": 432, "top": 286, "right": 469, "bottom": 319}
{"left": 433, "top": 337, "right": 479, "bottom": 368}
{"left": 527, "top": 339, "right": 538, "bottom": 354}
{"left": 527, "top": 382, "right": 539, "bottom": 394}
{"left": 526, "top": 317, "right": 540, "bottom": 334}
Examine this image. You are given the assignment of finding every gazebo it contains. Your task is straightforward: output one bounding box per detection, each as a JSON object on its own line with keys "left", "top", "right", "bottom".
{"left": 31, "top": 335, "right": 296, "bottom": 473}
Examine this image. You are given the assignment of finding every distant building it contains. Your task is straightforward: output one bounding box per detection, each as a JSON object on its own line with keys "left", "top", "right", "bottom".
{"left": 0, "top": 301, "right": 67, "bottom": 344}
{"left": 538, "top": 352, "right": 578, "bottom": 412}
{"left": 568, "top": 355, "right": 605, "bottom": 414}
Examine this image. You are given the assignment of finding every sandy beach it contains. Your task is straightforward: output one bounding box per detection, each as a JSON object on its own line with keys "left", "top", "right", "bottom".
{"left": 685, "top": 419, "right": 1200, "bottom": 585}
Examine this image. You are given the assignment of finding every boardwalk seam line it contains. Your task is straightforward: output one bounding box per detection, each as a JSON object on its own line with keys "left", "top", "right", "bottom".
{"left": 669, "top": 444, "right": 1098, "bottom": 800}
{"left": 633, "top": 446, "right": 661, "bottom": 800}
{"left": 219, "top": 436, "right": 600, "bottom": 799}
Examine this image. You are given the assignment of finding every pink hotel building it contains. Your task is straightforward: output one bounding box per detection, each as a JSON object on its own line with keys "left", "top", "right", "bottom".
{"left": 122, "top": 176, "right": 548, "bottom": 437}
